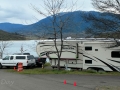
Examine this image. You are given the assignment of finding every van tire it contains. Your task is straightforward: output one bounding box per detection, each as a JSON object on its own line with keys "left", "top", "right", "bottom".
{"left": 6, "top": 66, "right": 10, "bottom": 69}
{"left": 0, "top": 63, "right": 3, "bottom": 69}
{"left": 16, "top": 63, "right": 18, "bottom": 69}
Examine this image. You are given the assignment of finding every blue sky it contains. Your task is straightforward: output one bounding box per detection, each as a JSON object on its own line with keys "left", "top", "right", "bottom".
{"left": 0, "top": 0, "right": 95, "bottom": 25}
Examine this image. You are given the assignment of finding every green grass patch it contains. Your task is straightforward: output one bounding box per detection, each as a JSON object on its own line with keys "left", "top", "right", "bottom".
{"left": 7, "top": 68, "right": 120, "bottom": 75}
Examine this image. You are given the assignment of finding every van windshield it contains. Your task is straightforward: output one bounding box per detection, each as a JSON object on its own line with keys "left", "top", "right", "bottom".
{"left": 27, "top": 55, "right": 34, "bottom": 60}
{"left": 3, "top": 56, "right": 10, "bottom": 60}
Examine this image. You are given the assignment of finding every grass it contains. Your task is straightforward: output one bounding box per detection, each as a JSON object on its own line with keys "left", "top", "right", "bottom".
{"left": 6, "top": 62, "right": 120, "bottom": 75}
{"left": 7, "top": 68, "right": 120, "bottom": 75}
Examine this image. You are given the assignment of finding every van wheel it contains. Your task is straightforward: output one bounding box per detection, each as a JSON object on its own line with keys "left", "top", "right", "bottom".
{"left": 6, "top": 66, "right": 10, "bottom": 69}
{"left": 26, "top": 66, "right": 30, "bottom": 69}
{"left": 16, "top": 64, "right": 18, "bottom": 69}
{"left": 0, "top": 63, "right": 3, "bottom": 69}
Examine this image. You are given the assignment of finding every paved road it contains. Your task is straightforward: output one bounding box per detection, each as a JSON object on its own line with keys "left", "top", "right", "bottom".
{"left": 0, "top": 69, "right": 120, "bottom": 90}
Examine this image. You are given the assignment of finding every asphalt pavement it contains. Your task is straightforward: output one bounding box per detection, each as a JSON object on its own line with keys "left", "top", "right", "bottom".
{"left": 0, "top": 69, "right": 120, "bottom": 90}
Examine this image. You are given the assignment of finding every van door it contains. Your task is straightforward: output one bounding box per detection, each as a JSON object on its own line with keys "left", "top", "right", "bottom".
{"left": 9, "top": 56, "right": 16, "bottom": 66}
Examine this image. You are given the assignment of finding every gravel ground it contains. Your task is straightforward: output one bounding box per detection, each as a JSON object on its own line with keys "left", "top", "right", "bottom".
{"left": 1, "top": 67, "right": 120, "bottom": 90}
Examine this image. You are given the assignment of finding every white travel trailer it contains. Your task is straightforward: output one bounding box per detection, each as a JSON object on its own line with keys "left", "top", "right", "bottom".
{"left": 36, "top": 38, "right": 120, "bottom": 72}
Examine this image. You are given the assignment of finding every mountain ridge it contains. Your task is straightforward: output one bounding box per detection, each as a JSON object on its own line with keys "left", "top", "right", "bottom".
{"left": 0, "top": 11, "right": 116, "bottom": 38}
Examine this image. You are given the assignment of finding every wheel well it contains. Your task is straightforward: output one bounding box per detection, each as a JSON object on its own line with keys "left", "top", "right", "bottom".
{"left": 87, "top": 67, "right": 104, "bottom": 71}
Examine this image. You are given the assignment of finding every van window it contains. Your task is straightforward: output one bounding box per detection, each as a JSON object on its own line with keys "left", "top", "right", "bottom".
{"left": 3, "top": 56, "right": 10, "bottom": 60}
{"left": 111, "top": 51, "right": 120, "bottom": 58}
{"left": 10, "top": 56, "right": 14, "bottom": 60}
{"left": 16, "top": 56, "right": 26, "bottom": 59}
{"left": 27, "top": 55, "right": 34, "bottom": 60}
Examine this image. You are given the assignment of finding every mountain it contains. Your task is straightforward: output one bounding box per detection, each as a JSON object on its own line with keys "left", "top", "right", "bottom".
{"left": 0, "top": 11, "right": 117, "bottom": 38}
{"left": 0, "top": 30, "right": 26, "bottom": 40}
{"left": 0, "top": 23, "right": 25, "bottom": 32}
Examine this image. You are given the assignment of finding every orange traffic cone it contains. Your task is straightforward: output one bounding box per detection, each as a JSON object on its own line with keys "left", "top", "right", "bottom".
{"left": 73, "top": 82, "right": 77, "bottom": 86}
{"left": 64, "top": 80, "right": 66, "bottom": 84}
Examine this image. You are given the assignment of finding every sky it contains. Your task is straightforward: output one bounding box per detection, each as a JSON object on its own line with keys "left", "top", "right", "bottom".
{"left": 0, "top": 0, "right": 95, "bottom": 25}
{"left": 5, "top": 40, "right": 38, "bottom": 57}
{"left": 4, "top": 40, "right": 50, "bottom": 62}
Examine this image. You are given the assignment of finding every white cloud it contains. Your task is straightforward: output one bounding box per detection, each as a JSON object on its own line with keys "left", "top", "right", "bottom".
{"left": 0, "top": 0, "right": 95, "bottom": 25}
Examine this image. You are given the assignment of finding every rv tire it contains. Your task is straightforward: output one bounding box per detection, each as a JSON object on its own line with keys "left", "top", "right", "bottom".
{"left": 87, "top": 67, "right": 94, "bottom": 70}
{"left": 87, "top": 67, "right": 97, "bottom": 72}
{"left": 98, "top": 69, "right": 105, "bottom": 72}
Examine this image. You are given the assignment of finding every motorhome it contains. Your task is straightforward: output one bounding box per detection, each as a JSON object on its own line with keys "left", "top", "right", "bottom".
{"left": 36, "top": 38, "right": 120, "bottom": 72}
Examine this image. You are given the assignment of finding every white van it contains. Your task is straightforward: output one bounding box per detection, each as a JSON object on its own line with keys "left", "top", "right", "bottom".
{"left": 0, "top": 55, "right": 36, "bottom": 69}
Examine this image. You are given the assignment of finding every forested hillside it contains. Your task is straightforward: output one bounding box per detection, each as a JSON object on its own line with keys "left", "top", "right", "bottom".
{"left": 0, "top": 30, "right": 26, "bottom": 40}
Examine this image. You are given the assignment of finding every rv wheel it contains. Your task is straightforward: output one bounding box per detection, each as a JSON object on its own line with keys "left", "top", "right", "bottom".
{"left": 87, "top": 68, "right": 97, "bottom": 72}
{"left": 98, "top": 69, "right": 105, "bottom": 73}
{"left": 87, "top": 67, "right": 93, "bottom": 70}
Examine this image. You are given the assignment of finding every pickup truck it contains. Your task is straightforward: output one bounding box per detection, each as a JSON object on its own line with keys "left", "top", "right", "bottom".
{"left": 34, "top": 57, "right": 46, "bottom": 67}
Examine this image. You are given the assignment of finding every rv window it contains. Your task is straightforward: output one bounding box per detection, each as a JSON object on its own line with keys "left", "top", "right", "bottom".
{"left": 85, "top": 60, "right": 92, "bottom": 64}
{"left": 85, "top": 47, "right": 92, "bottom": 51}
{"left": 95, "top": 49, "right": 98, "bottom": 51}
{"left": 40, "top": 52, "right": 46, "bottom": 56}
{"left": 111, "top": 51, "right": 120, "bottom": 58}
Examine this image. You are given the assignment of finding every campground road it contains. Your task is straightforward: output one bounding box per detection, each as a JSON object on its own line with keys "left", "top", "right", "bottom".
{"left": 0, "top": 69, "right": 120, "bottom": 90}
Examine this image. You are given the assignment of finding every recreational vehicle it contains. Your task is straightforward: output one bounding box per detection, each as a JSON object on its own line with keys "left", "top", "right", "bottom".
{"left": 36, "top": 38, "right": 120, "bottom": 72}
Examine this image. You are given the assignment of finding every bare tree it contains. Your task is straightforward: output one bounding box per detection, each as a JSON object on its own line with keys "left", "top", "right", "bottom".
{"left": 0, "top": 41, "right": 12, "bottom": 58}
{"left": 92, "top": 0, "right": 120, "bottom": 14}
{"left": 82, "top": 0, "right": 120, "bottom": 39}
{"left": 32, "top": 0, "right": 78, "bottom": 70}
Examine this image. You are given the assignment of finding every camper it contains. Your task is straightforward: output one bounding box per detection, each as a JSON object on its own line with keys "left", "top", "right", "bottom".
{"left": 36, "top": 38, "right": 120, "bottom": 72}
